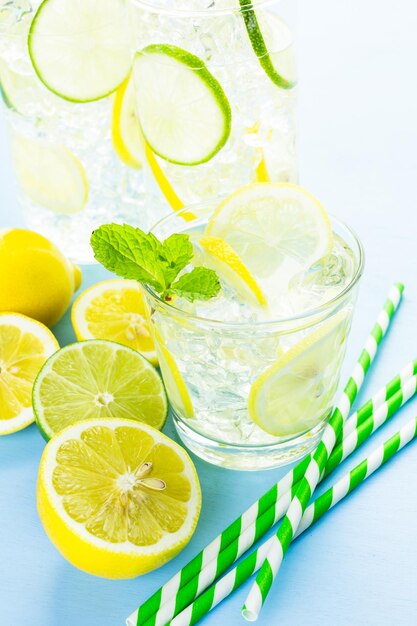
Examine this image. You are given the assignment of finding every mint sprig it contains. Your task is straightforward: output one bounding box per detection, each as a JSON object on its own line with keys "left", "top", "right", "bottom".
{"left": 91, "top": 223, "right": 221, "bottom": 302}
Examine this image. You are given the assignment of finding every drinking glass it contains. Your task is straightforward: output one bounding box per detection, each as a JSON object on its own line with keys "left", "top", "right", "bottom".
{"left": 128, "top": 0, "right": 298, "bottom": 213}
{"left": 143, "top": 202, "right": 364, "bottom": 470}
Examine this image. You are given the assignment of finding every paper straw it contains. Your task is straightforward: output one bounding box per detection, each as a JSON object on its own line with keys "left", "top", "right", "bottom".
{"left": 128, "top": 285, "right": 405, "bottom": 626}
{"left": 131, "top": 373, "right": 416, "bottom": 626}
{"left": 242, "top": 283, "right": 404, "bottom": 621}
{"left": 170, "top": 416, "right": 417, "bottom": 626}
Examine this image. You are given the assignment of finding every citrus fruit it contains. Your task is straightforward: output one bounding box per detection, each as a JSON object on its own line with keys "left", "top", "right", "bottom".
{"left": 28, "top": 0, "right": 131, "bottom": 102}
{"left": 132, "top": 44, "right": 232, "bottom": 165}
{"left": 33, "top": 340, "right": 168, "bottom": 440}
{"left": 153, "top": 331, "right": 194, "bottom": 419}
{"left": 10, "top": 131, "right": 88, "bottom": 214}
{"left": 0, "top": 228, "right": 82, "bottom": 327}
{"left": 248, "top": 312, "right": 350, "bottom": 437}
{"left": 37, "top": 418, "right": 201, "bottom": 578}
{"left": 205, "top": 183, "right": 333, "bottom": 279}
{"left": 71, "top": 279, "right": 157, "bottom": 365}
{"left": 112, "top": 76, "right": 143, "bottom": 169}
{"left": 199, "top": 236, "right": 266, "bottom": 306}
{"left": 0, "top": 313, "right": 59, "bottom": 435}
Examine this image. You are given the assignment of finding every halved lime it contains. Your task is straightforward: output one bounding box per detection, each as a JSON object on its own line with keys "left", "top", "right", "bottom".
{"left": 28, "top": 0, "right": 131, "bottom": 102}
{"left": 10, "top": 131, "right": 88, "bottom": 214}
{"left": 248, "top": 312, "right": 350, "bottom": 437}
{"left": 239, "top": 1, "right": 296, "bottom": 90}
{"left": 132, "top": 44, "right": 232, "bottom": 166}
{"left": 33, "top": 340, "right": 168, "bottom": 440}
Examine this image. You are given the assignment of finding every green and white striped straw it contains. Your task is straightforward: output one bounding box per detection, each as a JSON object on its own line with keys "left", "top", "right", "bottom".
{"left": 169, "top": 416, "right": 417, "bottom": 626}
{"left": 242, "top": 283, "right": 404, "bottom": 621}
{"left": 127, "top": 285, "right": 405, "bottom": 626}
{"left": 128, "top": 372, "right": 416, "bottom": 626}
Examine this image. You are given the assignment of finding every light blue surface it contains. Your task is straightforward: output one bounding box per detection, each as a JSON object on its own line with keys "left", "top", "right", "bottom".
{"left": 1, "top": 1, "right": 417, "bottom": 624}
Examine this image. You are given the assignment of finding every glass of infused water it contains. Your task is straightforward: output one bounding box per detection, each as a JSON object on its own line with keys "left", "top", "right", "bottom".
{"left": 127, "top": 0, "right": 297, "bottom": 213}
{"left": 142, "top": 183, "right": 364, "bottom": 470}
{"left": 0, "top": 0, "right": 158, "bottom": 263}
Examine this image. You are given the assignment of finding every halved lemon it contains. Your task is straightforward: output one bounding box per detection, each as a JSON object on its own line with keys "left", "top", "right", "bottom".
{"left": 206, "top": 183, "right": 333, "bottom": 279}
{"left": 33, "top": 340, "right": 168, "bottom": 440}
{"left": 37, "top": 418, "right": 201, "bottom": 578}
{"left": 71, "top": 280, "right": 157, "bottom": 365}
{"left": 112, "top": 77, "right": 143, "bottom": 169}
{"left": 0, "top": 313, "right": 59, "bottom": 435}
{"left": 153, "top": 332, "right": 194, "bottom": 420}
{"left": 199, "top": 236, "right": 266, "bottom": 307}
{"left": 248, "top": 311, "right": 350, "bottom": 437}
{"left": 10, "top": 131, "right": 88, "bottom": 214}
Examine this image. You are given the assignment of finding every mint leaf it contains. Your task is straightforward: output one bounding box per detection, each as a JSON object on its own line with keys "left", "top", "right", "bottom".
{"left": 160, "top": 234, "right": 193, "bottom": 284}
{"left": 91, "top": 224, "right": 166, "bottom": 291}
{"left": 169, "top": 267, "right": 221, "bottom": 302}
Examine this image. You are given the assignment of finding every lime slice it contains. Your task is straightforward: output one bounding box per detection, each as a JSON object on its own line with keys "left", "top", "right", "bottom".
{"left": 28, "top": 0, "right": 131, "bottom": 103}
{"left": 248, "top": 312, "right": 350, "bottom": 437}
{"left": 239, "top": 0, "right": 296, "bottom": 89}
{"left": 199, "top": 236, "right": 266, "bottom": 307}
{"left": 153, "top": 332, "right": 194, "bottom": 420}
{"left": 206, "top": 183, "right": 333, "bottom": 279}
{"left": 0, "top": 313, "right": 59, "bottom": 435}
{"left": 72, "top": 279, "right": 157, "bottom": 365}
{"left": 33, "top": 339, "right": 168, "bottom": 440}
{"left": 112, "top": 77, "right": 143, "bottom": 169}
{"left": 10, "top": 131, "right": 88, "bottom": 214}
{"left": 37, "top": 418, "right": 201, "bottom": 578}
{"left": 132, "top": 44, "right": 232, "bottom": 166}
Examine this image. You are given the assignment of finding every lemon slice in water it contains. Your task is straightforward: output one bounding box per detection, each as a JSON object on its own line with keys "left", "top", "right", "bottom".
{"left": 248, "top": 311, "right": 350, "bottom": 437}
{"left": 153, "top": 332, "right": 194, "bottom": 420}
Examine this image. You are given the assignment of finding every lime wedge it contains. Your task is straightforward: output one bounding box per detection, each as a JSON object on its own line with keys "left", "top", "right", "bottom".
{"left": 248, "top": 312, "right": 350, "bottom": 437}
{"left": 28, "top": 0, "right": 131, "bottom": 102}
{"left": 239, "top": 0, "right": 296, "bottom": 90}
{"left": 132, "top": 44, "right": 232, "bottom": 166}
{"left": 10, "top": 131, "right": 88, "bottom": 214}
{"left": 33, "top": 339, "right": 168, "bottom": 440}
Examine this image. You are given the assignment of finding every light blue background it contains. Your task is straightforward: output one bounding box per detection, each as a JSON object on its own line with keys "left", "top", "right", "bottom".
{"left": 1, "top": 1, "right": 417, "bottom": 624}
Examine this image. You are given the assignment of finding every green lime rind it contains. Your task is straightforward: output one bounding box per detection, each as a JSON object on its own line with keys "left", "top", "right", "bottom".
{"left": 134, "top": 43, "right": 232, "bottom": 166}
{"left": 32, "top": 339, "right": 169, "bottom": 441}
{"left": 28, "top": 0, "right": 131, "bottom": 104}
{"left": 239, "top": 0, "right": 296, "bottom": 90}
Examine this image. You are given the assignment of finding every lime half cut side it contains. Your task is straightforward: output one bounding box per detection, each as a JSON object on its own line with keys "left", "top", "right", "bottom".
{"left": 33, "top": 340, "right": 168, "bottom": 440}
{"left": 132, "top": 44, "right": 232, "bottom": 166}
{"left": 28, "top": 0, "right": 131, "bottom": 102}
{"left": 248, "top": 311, "right": 351, "bottom": 437}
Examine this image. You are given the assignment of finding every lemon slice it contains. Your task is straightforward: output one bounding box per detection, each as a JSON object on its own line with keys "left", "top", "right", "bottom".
{"left": 10, "top": 131, "right": 88, "bottom": 214}
{"left": 199, "top": 236, "right": 266, "bottom": 306}
{"left": 153, "top": 332, "right": 194, "bottom": 420}
{"left": 0, "top": 313, "right": 59, "bottom": 435}
{"left": 112, "top": 77, "right": 143, "bottom": 169}
{"left": 72, "top": 280, "right": 157, "bottom": 366}
{"left": 37, "top": 418, "right": 201, "bottom": 578}
{"left": 248, "top": 311, "right": 350, "bottom": 437}
{"left": 33, "top": 340, "right": 168, "bottom": 440}
{"left": 206, "top": 183, "right": 333, "bottom": 279}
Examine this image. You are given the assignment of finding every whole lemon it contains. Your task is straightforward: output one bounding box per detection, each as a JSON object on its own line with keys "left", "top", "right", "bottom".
{"left": 0, "top": 229, "right": 82, "bottom": 327}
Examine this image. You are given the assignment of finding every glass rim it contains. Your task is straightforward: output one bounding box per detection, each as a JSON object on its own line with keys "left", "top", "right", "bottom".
{"left": 144, "top": 210, "right": 365, "bottom": 331}
{"left": 129, "top": 0, "right": 280, "bottom": 18}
